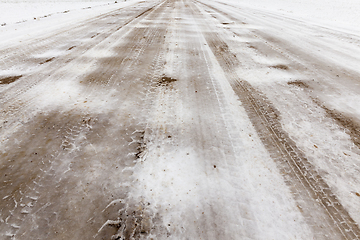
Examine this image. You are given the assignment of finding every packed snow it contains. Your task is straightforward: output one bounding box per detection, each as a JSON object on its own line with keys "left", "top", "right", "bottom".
{"left": 1, "top": 0, "right": 360, "bottom": 239}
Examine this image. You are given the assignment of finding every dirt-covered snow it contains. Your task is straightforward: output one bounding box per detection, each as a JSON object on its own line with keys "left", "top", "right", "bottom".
{"left": 0, "top": 0, "right": 360, "bottom": 239}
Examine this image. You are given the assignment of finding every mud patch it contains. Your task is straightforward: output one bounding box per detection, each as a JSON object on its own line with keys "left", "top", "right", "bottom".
{"left": 98, "top": 199, "right": 165, "bottom": 240}
{"left": 270, "top": 64, "right": 289, "bottom": 70}
{"left": 0, "top": 75, "right": 22, "bottom": 84}
{"left": 157, "top": 75, "right": 177, "bottom": 87}
{"left": 40, "top": 57, "right": 55, "bottom": 65}
{"left": 131, "top": 130, "right": 148, "bottom": 161}
{"left": 287, "top": 80, "right": 310, "bottom": 89}
{"left": 313, "top": 99, "right": 360, "bottom": 148}
{"left": 0, "top": 110, "right": 94, "bottom": 235}
{"left": 91, "top": 33, "right": 100, "bottom": 38}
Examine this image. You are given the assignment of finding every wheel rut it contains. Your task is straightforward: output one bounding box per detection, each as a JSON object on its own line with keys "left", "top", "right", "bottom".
{"left": 2, "top": 0, "right": 360, "bottom": 239}
{"left": 0, "top": 0, "right": 166, "bottom": 138}
{"left": 189, "top": 1, "right": 360, "bottom": 239}
{"left": 0, "top": 0, "right": 170, "bottom": 239}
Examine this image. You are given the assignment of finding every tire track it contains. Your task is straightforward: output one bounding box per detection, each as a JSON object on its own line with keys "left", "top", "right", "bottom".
{"left": 212, "top": 0, "right": 360, "bottom": 48}
{"left": 0, "top": 111, "right": 94, "bottom": 239}
{"left": 94, "top": 2, "right": 174, "bottom": 239}
{"left": 0, "top": 1, "right": 155, "bottom": 60}
{"left": 0, "top": 1, "right": 170, "bottom": 239}
{"left": 196, "top": 0, "right": 360, "bottom": 94}
{"left": 190, "top": 1, "right": 360, "bottom": 239}
{"left": 0, "top": 0, "right": 161, "bottom": 91}
{"left": 0, "top": 0, "right": 166, "bottom": 142}
{"left": 0, "top": 0, "right": 160, "bottom": 95}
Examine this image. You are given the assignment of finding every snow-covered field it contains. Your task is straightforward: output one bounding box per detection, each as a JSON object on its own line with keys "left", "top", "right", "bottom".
{"left": 0, "top": 0, "right": 360, "bottom": 239}
{"left": 1, "top": 0, "right": 359, "bottom": 45}
{"left": 0, "top": 0, "right": 142, "bottom": 47}
{"left": 221, "top": 0, "right": 360, "bottom": 32}
{"left": 2, "top": 0, "right": 360, "bottom": 31}
{"left": 0, "top": 1, "right": 116, "bottom": 25}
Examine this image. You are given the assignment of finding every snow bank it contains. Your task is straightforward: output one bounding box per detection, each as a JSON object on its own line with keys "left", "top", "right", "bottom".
{"left": 219, "top": 0, "right": 360, "bottom": 32}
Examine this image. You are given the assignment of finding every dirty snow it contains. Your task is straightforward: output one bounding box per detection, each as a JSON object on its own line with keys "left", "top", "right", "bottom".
{"left": 0, "top": 0, "right": 360, "bottom": 239}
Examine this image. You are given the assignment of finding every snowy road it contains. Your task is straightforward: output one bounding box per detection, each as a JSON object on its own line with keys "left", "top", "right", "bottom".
{"left": 1, "top": 0, "right": 360, "bottom": 239}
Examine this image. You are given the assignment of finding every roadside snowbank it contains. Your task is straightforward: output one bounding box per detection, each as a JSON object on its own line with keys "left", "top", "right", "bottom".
{"left": 217, "top": 0, "right": 360, "bottom": 32}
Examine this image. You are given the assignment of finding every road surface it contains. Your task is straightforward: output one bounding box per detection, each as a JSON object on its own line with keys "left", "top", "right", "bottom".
{"left": 1, "top": 0, "right": 360, "bottom": 239}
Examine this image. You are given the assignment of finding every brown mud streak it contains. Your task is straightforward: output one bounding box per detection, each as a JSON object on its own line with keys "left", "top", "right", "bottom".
{"left": 287, "top": 80, "right": 310, "bottom": 89}
{"left": 312, "top": 98, "right": 360, "bottom": 148}
{"left": 270, "top": 64, "right": 289, "bottom": 70}
{"left": 289, "top": 82, "right": 360, "bottom": 148}
{"left": 0, "top": 75, "right": 22, "bottom": 84}
{"left": 39, "top": 57, "right": 55, "bottom": 65}
{"left": 190, "top": 1, "right": 360, "bottom": 238}
{"left": 157, "top": 75, "right": 177, "bottom": 87}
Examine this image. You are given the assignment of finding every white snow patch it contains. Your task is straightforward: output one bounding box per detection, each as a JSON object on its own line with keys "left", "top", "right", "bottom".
{"left": 0, "top": 0, "right": 142, "bottom": 48}
{"left": 0, "top": 1, "right": 114, "bottom": 25}
{"left": 27, "top": 77, "right": 118, "bottom": 114}
{"left": 216, "top": 0, "right": 360, "bottom": 33}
